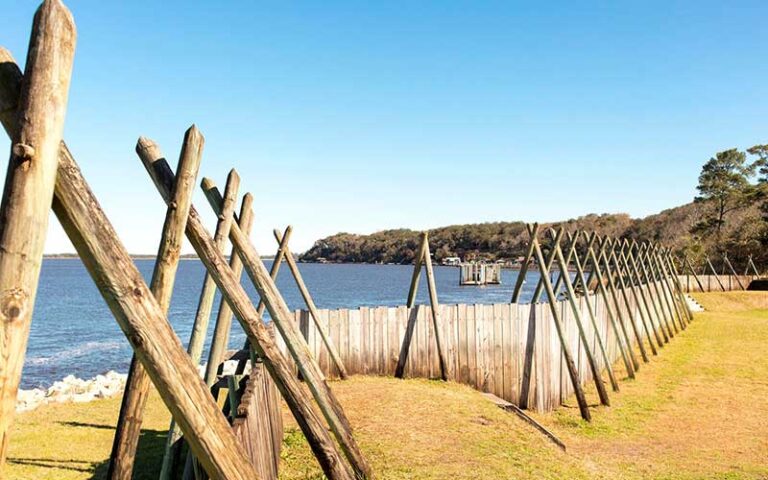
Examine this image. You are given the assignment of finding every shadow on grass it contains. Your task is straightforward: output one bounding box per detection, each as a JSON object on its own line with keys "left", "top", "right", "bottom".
{"left": 10, "top": 422, "right": 168, "bottom": 479}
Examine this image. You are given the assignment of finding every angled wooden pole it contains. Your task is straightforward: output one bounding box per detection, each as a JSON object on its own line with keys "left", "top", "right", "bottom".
{"left": 552, "top": 231, "right": 613, "bottom": 403}
{"left": 0, "top": 49, "right": 261, "bottom": 476}
{"left": 628, "top": 241, "right": 669, "bottom": 343}
{"left": 109, "top": 129, "right": 203, "bottom": 480}
{"left": 649, "top": 245, "right": 686, "bottom": 332}
{"left": 649, "top": 245, "right": 680, "bottom": 335}
{"left": 532, "top": 229, "right": 564, "bottom": 303}
{"left": 137, "top": 149, "right": 358, "bottom": 480}
{"left": 397, "top": 232, "right": 429, "bottom": 378}
{"left": 568, "top": 233, "right": 620, "bottom": 391}
{"left": 683, "top": 255, "right": 705, "bottom": 292}
{"left": 0, "top": 3, "right": 75, "bottom": 467}
{"left": 635, "top": 242, "right": 674, "bottom": 340}
{"left": 551, "top": 230, "right": 584, "bottom": 296}
{"left": 662, "top": 249, "right": 692, "bottom": 324}
{"left": 747, "top": 256, "right": 760, "bottom": 277}
{"left": 274, "top": 227, "right": 349, "bottom": 379}
{"left": 204, "top": 192, "right": 255, "bottom": 388}
{"left": 723, "top": 254, "right": 745, "bottom": 290}
{"left": 618, "top": 242, "right": 662, "bottom": 352}
{"left": 528, "top": 226, "right": 591, "bottom": 420}
{"left": 406, "top": 232, "right": 428, "bottom": 307}
{"left": 232, "top": 226, "right": 292, "bottom": 377}
{"left": 667, "top": 252, "right": 694, "bottom": 321}
{"left": 595, "top": 236, "right": 641, "bottom": 370}
{"left": 156, "top": 171, "right": 239, "bottom": 480}
{"left": 705, "top": 256, "right": 726, "bottom": 291}
{"left": 584, "top": 234, "right": 636, "bottom": 377}
{"left": 653, "top": 245, "right": 687, "bottom": 330}
{"left": 511, "top": 222, "right": 539, "bottom": 303}
{"left": 422, "top": 232, "right": 449, "bottom": 381}
{"left": 189, "top": 166, "right": 369, "bottom": 480}
{"left": 605, "top": 239, "right": 652, "bottom": 362}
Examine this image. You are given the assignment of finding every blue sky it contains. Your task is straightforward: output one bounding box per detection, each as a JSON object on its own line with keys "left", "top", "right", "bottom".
{"left": 2, "top": 1, "right": 767, "bottom": 254}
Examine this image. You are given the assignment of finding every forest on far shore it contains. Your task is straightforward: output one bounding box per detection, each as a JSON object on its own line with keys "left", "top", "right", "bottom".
{"left": 300, "top": 146, "right": 768, "bottom": 270}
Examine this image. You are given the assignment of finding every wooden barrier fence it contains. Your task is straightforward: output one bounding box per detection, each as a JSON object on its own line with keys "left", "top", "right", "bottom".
{"left": 677, "top": 275, "right": 756, "bottom": 293}
{"left": 285, "top": 279, "right": 678, "bottom": 412}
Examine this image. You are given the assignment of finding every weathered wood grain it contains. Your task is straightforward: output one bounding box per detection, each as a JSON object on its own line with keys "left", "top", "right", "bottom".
{"left": 0, "top": 2, "right": 75, "bottom": 467}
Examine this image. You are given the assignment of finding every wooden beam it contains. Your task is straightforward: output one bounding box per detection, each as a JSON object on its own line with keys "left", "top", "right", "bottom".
{"left": 177, "top": 163, "right": 367, "bottom": 480}
{"left": 567, "top": 233, "right": 620, "bottom": 392}
{"left": 527, "top": 225, "right": 591, "bottom": 421}
{"left": 0, "top": 2, "right": 75, "bottom": 467}
{"left": 723, "top": 254, "right": 745, "bottom": 290}
{"left": 617, "top": 242, "right": 661, "bottom": 354}
{"left": 649, "top": 245, "right": 686, "bottom": 332}
{"left": 705, "top": 257, "right": 726, "bottom": 291}
{"left": 551, "top": 230, "right": 611, "bottom": 405}
{"left": 422, "top": 232, "right": 449, "bottom": 381}
{"left": 109, "top": 129, "right": 203, "bottom": 480}
{"left": 683, "top": 255, "right": 705, "bottom": 292}
{"left": 406, "top": 232, "right": 428, "bottom": 308}
{"left": 604, "top": 240, "right": 650, "bottom": 362}
{"left": 634, "top": 242, "right": 673, "bottom": 341}
{"left": 511, "top": 223, "right": 539, "bottom": 303}
{"left": 532, "top": 229, "right": 564, "bottom": 303}
{"left": 583, "top": 234, "right": 636, "bottom": 377}
{"left": 274, "top": 227, "right": 349, "bottom": 379}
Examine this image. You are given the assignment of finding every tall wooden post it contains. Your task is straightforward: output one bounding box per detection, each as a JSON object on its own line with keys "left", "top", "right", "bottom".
{"left": 635, "top": 242, "right": 674, "bottom": 340}
{"left": 109, "top": 129, "right": 203, "bottom": 480}
{"left": 649, "top": 245, "right": 686, "bottom": 332}
{"left": 584, "top": 234, "right": 636, "bottom": 377}
{"left": 667, "top": 253, "right": 694, "bottom": 320}
{"left": 0, "top": 2, "right": 75, "bottom": 467}
{"left": 527, "top": 225, "right": 591, "bottom": 421}
{"left": 705, "top": 256, "right": 726, "bottom": 291}
{"left": 511, "top": 223, "right": 539, "bottom": 303}
{"left": 184, "top": 162, "right": 368, "bottom": 480}
{"left": 395, "top": 232, "right": 448, "bottom": 381}
{"left": 683, "top": 255, "right": 705, "bottom": 292}
{"left": 617, "top": 242, "right": 662, "bottom": 352}
{"left": 605, "top": 240, "right": 651, "bottom": 361}
{"left": 568, "top": 233, "right": 620, "bottom": 390}
{"left": 274, "top": 227, "right": 349, "bottom": 379}
{"left": 531, "top": 229, "right": 564, "bottom": 303}
{"left": 552, "top": 231, "right": 614, "bottom": 401}
{"left": 653, "top": 245, "right": 687, "bottom": 330}
{"left": 628, "top": 242, "right": 669, "bottom": 343}
{"left": 550, "top": 230, "right": 585, "bottom": 295}
{"left": 406, "top": 233, "right": 428, "bottom": 307}
{"left": 723, "top": 254, "right": 745, "bottom": 290}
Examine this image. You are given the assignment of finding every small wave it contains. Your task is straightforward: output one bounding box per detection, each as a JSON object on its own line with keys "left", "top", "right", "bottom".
{"left": 27, "top": 340, "right": 123, "bottom": 366}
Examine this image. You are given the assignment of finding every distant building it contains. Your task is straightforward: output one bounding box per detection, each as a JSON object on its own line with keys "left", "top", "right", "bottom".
{"left": 442, "top": 256, "right": 461, "bottom": 266}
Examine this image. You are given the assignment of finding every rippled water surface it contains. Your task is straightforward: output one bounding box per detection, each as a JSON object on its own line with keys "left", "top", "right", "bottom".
{"left": 26, "top": 259, "right": 545, "bottom": 388}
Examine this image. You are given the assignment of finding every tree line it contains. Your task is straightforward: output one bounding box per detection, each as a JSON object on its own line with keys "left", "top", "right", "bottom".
{"left": 300, "top": 145, "right": 768, "bottom": 271}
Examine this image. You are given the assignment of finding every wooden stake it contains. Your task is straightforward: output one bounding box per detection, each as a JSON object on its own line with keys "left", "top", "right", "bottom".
{"left": 422, "top": 233, "right": 449, "bottom": 381}
{"left": 668, "top": 253, "right": 695, "bottom": 321}
{"left": 274, "top": 227, "right": 349, "bottom": 379}
{"left": 109, "top": 129, "right": 203, "bottom": 480}
{"left": 406, "top": 232, "right": 428, "bottom": 307}
{"left": 605, "top": 240, "right": 651, "bottom": 362}
{"left": 584, "top": 234, "right": 636, "bottom": 377}
{"left": 723, "top": 254, "right": 745, "bottom": 290}
{"left": 511, "top": 223, "right": 539, "bottom": 303}
{"left": 567, "top": 233, "right": 620, "bottom": 391}
{"left": 649, "top": 245, "right": 686, "bottom": 332}
{"left": 551, "top": 231, "right": 612, "bottom": 404}
{"left": 617, "top": 242, "right": 661, "bottom": 353}
{"left": 705, "top": 257, "right": 726, "bottom": 291}
{"left": 532, "top": 229, "right": 565, "bottom": 303}
{"left": 683, "top": 255, "right": 705, "bottom": 292}
{"left": 527, "top": 225, "right": 591, "bottom": 421}
{"left": 634, "top": 242, "right": 673, "bottom": 341}
{"left": 0, "top": 2, "right": 75, "bottom": 467}
{"left": 176, "top": 162, "right": 368, "bottom": 480}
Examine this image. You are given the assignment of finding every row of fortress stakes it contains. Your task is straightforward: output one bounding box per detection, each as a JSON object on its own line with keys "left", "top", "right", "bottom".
{"left": 0, "top": 2, "right": 764, "bottom": 479}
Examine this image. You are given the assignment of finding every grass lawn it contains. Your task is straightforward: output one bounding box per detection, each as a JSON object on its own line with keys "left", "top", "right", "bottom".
{"left": 5, "top": 291, "right": 767, "bottom": 479}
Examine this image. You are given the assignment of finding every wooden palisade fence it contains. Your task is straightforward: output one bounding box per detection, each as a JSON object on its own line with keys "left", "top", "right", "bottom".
{"left": 0, "top": 2, "right": 763, "bottom": 479}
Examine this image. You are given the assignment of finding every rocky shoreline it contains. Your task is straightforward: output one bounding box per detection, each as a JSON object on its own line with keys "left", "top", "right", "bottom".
{"left": 16, "top": 360, "right": 251, "bottom": 413}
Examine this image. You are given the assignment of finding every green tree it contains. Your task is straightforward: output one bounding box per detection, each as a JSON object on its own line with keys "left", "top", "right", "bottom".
{"left": 693, "top": 148, "right": 759, "bottom": 249}
{"left": 747, "top": 144, "right": 768, "bottom": 245}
